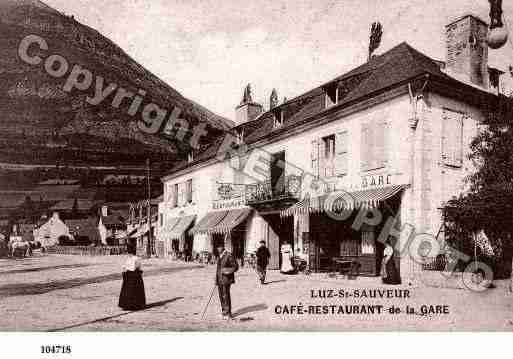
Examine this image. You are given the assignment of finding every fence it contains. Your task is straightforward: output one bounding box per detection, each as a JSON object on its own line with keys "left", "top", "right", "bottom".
{"left": 47, "top": 245, "right": 127, "bottom": 256}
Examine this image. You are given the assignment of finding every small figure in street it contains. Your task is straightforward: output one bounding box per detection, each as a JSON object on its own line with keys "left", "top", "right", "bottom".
{"left": 118, "top": 240, "right": 146, "bottom": 311}
{"left": 255, "top": 240, "right": 271, "bottom": 284}
{"left": 215, "top": 242, "right": 239, "bottom": 319}
{"left": 381, "top": 241, "right": 401, "bottom": 285}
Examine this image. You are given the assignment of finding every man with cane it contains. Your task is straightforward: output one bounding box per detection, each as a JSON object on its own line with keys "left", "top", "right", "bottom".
{"left": 214, "top": 241, "right": 239, "bottom": 320}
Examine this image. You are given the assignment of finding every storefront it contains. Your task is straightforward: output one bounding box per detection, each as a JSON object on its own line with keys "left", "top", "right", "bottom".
{"left": 282, "top": 185, "right": 408, "bottom": 275}
{"left": 159, "top": 215, "right": 196, "bottom": 259}
{"left": 189, "top": 208, "right": 252, "bottom": 262}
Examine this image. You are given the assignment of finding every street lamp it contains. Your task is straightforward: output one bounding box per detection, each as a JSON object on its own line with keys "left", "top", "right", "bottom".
{"left": 487, "top": 0, "right": 509, "bottom": 49}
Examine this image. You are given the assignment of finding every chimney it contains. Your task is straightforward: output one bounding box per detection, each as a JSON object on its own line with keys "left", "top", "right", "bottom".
{"left": 234, "top": 83, "right": 262, "bottom": 125}
{"left": 445, "top": 15, "right": 489, "bottom": 88}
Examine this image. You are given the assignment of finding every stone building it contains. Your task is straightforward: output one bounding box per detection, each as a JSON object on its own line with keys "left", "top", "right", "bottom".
{"left": 158, "top": 15, "right": 505, "bottom": 282}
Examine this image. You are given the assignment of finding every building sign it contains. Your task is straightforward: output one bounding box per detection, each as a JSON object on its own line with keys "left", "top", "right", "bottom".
{"left": 361, "top": 174, "right": 392, "bottom": 188}
{"left": 213, "top": 199, "right": 246, "bottom": 210}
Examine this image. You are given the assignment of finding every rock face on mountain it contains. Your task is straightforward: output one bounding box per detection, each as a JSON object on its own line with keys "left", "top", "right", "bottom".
{"left": 0, "top": 0, "right": 232, "bottom": 169}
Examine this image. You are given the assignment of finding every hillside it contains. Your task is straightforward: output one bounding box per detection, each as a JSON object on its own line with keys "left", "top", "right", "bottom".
{"left": 0, "top": 0, "right": 232, "bottom": 172}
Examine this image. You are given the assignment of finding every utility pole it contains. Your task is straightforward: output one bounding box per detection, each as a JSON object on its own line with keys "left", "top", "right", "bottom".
{"left": 146, "top": 158, "right": 153, "bottom": 258}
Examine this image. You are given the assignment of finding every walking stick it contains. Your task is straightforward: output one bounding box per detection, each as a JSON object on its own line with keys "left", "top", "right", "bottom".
{"left": 201, "top": 285, "right": 216, "bottom": 320}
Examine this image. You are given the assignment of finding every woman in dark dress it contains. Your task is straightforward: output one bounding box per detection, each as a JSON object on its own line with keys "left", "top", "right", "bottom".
{"left": 118, "top": 242, "right": 146, "bottom": 310}
{"left": 381, "top": 241, "right": 401, "bottom": 285}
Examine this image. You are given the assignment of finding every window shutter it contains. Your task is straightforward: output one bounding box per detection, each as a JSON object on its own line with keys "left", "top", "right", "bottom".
{"left": 336, "top": 130, "right": 348, "bottom": 175}
{"left": 319, "top": 137, "right": 326, "bottom": 177}
{"left": 311, "top": 139, "right": 319, "bottom": 177}
{"left": 361, "top": 123, "right": 370, "bottom": 171}
{"left": 172, "top": 184, "right": 178, "bottom": 207}
{"left": 186, "top": 179, "right": 193, "bottom": 203}
{"left": 442, "top": 110, "right": 464, "bottom": 167}
{"left": 441, "top": 111, "right": 449, "bottom": 163}
{"left": 454, "top": 115, "right": 463, "bottom": 166}
{"left": 375, "top": 120, "right": 387, "bottom": 168}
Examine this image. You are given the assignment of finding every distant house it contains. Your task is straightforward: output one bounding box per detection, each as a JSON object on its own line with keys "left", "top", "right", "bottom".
{"left": 98, "top": 205, "right": 127, "bottom": 245}
{"left": 65, "top": 218, "right": 100, "bottom": 245}
{"left": 49, "top": 198, "right": 100, "bottom": 220}
{"left": 34, "top": 212, "right": 70, "bottom": 248}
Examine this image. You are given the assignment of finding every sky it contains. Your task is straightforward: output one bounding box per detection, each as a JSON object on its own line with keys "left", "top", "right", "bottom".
{"left": 43, "top": 0, "right": 513, "bottom": 120}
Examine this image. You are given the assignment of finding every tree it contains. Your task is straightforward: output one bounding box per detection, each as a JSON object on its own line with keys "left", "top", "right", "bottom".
{"left": 443, "top": 96, "right": 513, "bottom": 279}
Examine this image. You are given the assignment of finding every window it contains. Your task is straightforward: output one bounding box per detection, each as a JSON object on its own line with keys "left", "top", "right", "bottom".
{"left": 335, "top": 130, "right": 349, "bottom": 175}
{"left": 441, "top": 109, "right": 464, "bottom": 167}
{"left": 310, "top": 139, "right": 320, "bottom": 178}
{"left": 273, "top": 110, "right": 284, "bottom": 128}
{"left": 159, "top": 213, "right": 163, "bottom": 227}
{"left": 186, "top": 179, "right": 193, "bottom": 203}
{"left": 325, "top": 84, "right": 338, "bottom": 108}
{"left": 361, "top": 119, "right": 388, "bottom": 171}
{"left": 321, "top": 134, "right": 336, "bottom": 177}
{"left": 236, "top": 129, "right": 244, "bottom": 145}
{"left": 172, "top": 184, "right": 178, "bottom": 207}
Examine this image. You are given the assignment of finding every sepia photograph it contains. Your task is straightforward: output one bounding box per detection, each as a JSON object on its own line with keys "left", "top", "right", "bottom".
{"left": 0, "top": 0, "right": 512, "bottom": 338}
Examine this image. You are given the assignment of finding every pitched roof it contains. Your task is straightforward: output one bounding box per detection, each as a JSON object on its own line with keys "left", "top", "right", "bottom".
{"left": 165, "top": 42, "right": 497, "bottom": 178}
{"left": 50, "top": 199, "right": 99, "bottom": 212}
{"left": 101, "top": 214, "right": 125, "bottom": 227}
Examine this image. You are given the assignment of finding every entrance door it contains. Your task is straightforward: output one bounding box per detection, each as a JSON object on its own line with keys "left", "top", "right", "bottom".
{"left": 270, "top": 151, "right": 285, "bottom": 197}
{"left": 267, "top": 223, "right": 280, "bottom": 270}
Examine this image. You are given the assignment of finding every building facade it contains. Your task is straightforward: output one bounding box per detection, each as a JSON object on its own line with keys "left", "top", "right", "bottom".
{"left": 158, "top": 15, "right": 503, "bottom": 281}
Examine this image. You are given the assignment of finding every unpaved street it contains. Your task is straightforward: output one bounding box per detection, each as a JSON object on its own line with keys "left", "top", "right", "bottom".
{"left": 1, "top": 254, "right": 512, "bottom": 331}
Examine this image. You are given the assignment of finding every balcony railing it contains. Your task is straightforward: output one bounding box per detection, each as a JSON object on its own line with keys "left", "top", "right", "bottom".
{"left": 216, "top": 175, "right": 302, "bottom": 205}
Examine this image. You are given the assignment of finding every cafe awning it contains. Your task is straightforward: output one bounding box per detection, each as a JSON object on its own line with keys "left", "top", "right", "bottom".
{"left": 167, "top": 215, "right": 196, "bottom": 240}
{"left": 281, "top": 185, "right": 410, "bottom": 217}
{"left": 189, "top": 208, "right": 252, "bottom": 235}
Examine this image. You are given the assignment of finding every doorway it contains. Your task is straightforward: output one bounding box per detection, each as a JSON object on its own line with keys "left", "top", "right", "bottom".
{"left": 270, "top": 151, "right": 286, "bottom": 197}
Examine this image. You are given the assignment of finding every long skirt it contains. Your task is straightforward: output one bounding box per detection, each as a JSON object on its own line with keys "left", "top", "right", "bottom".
{"left": 118, "top": 270, "right": 146, "bottom": 310}
{"left": 381, "top": 257, "right": 401, "bottom": 285}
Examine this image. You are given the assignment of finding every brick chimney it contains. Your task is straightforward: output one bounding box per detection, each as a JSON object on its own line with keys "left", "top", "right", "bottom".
{"left": 445, "top": 15, "right": 489, "bottom": 88}
{"left": 235, "top": 83, "right": 262, "bottom": 125}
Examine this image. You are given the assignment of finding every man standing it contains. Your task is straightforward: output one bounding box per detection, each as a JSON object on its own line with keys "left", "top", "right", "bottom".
{"left": 256, "top": 240, "right": 271, "bottom": 285}
{"left": 215, "top": 242, "right": 239, "bottom": 319}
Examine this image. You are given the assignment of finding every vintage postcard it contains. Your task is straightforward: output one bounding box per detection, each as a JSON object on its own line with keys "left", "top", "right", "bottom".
{"left": 0, "top": 0, "right": 513, "bottom": 336}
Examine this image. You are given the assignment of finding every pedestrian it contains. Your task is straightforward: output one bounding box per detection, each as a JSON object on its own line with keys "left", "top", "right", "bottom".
{"left": 215, "top": 242, "right": 239, "bottom": 320}
{"left": 381, "top": 240, "right": 401, "bottom": 285}
{"left": 118, "top": 240, "right": 146, "bottom": 311}
{"left": 255, "top": 240, "right": 271, "bottom": 284}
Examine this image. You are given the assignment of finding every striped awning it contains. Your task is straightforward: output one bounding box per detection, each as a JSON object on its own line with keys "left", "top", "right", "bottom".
{"left": 281, "top": 185, "right": 410, "bottom": 217}
{"left": 130, "top": 224, "right": 149, "bottom": 238}
{"left": 189, "top": 209, "right": 252, "bottom": 235}
{"left": 167, "top": 215, "right": 196, "bottom": 240}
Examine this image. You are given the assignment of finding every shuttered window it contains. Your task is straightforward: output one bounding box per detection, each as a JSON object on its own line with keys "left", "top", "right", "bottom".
{"left": 361, "top": 119, "right": 388, "bottom": 171}
{"left": 186, "top": 179, "right": 193, "bottom": 203}
{"left": 361, "top": 122, "right": 371, "bottom": 171}
{"left": 336, "top": 130, "right": 349, "bottom": 175}
{"left": 442, "top": 109, "right": 464, "bottom": 167}
{"left": 172, "top": 183, "right": 178, "bottom": 207}
{"left": 322, "top": 135, "right": 335, "bottom": 177}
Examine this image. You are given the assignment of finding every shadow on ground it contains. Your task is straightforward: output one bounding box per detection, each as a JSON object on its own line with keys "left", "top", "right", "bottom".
{"left": 49, "top": 297, "right": 184, "bottom": 331}
{"left": 0, "top": 266, "right": 203, "bottom": 298}
{"left": 233, "top": 303, "right": 268, "bottom": 317}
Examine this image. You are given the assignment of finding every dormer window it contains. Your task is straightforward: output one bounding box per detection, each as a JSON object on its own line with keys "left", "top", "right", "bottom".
{"left": 273, "top": 109, "right": 284, "bottom": 128}
{"left": 187, "top": 152, "right": 194, "bottom": 163}
{"left": 325, "top": 84, "right": 339, "bottom": 108}
{"left": 236, "top": 129, "right": 244, "bottom": 145}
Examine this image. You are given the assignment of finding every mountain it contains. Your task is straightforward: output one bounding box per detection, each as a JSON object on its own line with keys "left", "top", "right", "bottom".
{"left": 0, "top": 0, "right": 233, "bottom": 172}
